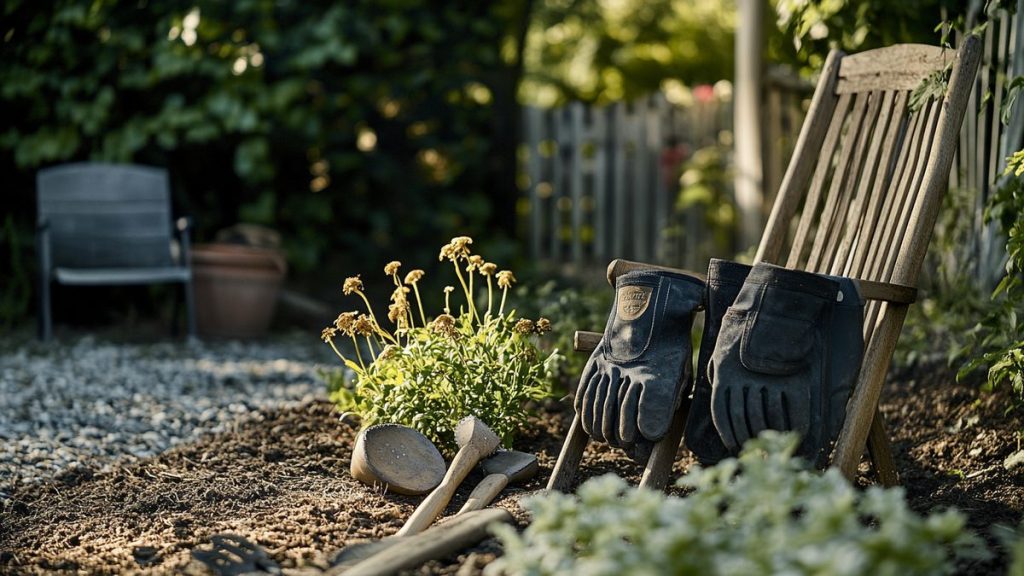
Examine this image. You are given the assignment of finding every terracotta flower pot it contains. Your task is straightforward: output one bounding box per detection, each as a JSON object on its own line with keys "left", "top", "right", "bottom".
{"left": 191, "top": 244, "right": 287, "bottom": 339}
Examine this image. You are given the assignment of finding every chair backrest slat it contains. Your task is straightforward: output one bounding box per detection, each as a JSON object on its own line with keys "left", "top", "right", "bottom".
{"left": 812, "top": 91, "right": 886, "bottom": 272}
{"left": 832, "top": 90, "right": 900, "bottom": 275}
{"left": 37, "top": 163, "right": 175, "bottom": 269}
{"left": 785, "top": 92, "right": 854, "bottom": 269}
{"left": 758, "top": 39, "right": 981, "bottom": 295}
{"left": 845, "top": 91, "right": 911, "bottom": 276}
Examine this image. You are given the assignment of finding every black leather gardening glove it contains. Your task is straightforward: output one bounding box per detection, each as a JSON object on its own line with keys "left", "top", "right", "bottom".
{"left": 575, "top": 270, "right": 704, "bottom": 451}
{"left": 710, "top": 263, "right": 838, "bottom": 462}
{"left": 684, "top": 259, "right": 751, "bottom": 465}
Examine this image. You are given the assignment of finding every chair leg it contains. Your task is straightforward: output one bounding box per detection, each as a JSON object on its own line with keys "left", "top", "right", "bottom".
{"left": 546, "top": 413, "right": 590, "bottom": 492}
{"left": 867, "top": 407, "right": 899, "bottom": 486}
{"left": 184, "top": 278, "right": 197, "bottom": 340}
{"left": 39, "top": 279, "right": 52, "bottom": 342}
{"left": 638, "top": 398, "right": 691, "bottom": 490}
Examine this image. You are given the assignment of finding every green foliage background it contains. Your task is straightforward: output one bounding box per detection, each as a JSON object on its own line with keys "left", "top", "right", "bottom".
{"left": 0, "top": 0, "right": 530, "bottom": 308}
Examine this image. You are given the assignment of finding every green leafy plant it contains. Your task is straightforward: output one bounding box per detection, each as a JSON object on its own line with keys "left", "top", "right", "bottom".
{"left": 321, "top": 236, "right": 559, "bottom": 451}
{"left": 958, "top": 151, "right": 1024, "bottom": 402}
{"left": 489, "top": 432, "right": 989, "bottom": 576}
{"left": 513, "top": 280, "right": 612, "bottom": 392}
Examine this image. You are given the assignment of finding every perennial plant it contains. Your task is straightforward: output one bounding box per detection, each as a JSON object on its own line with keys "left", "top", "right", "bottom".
{"left": 322, "top": 237, "right": 559, "bottom": 451}
{"left": 489, "top": 432, "right": 989, "bottom": 576}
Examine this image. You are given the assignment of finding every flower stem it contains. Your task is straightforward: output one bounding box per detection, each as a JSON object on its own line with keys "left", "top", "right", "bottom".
{"left": 499, "top": 286, "right": 509, "bottom": 317}
{"left": 452, "top": 262, "right": 477, "bottom": 322}
{"left": 412, "top": 283, "right": 427, "bottom": 326}
{"left": 327, "top": 339, "right": 347, "bottom": 364}
{"left": 351, "top": 336, "right": 366, "bottom": 370}
{"left": 486, "top": 276, "right": 494, "bottom": 318}
{"left": 356, "top": 290, "right": 397, "bottom": 345}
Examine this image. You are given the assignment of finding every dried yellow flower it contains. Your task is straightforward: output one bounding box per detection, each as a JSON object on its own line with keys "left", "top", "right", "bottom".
{"left": 379, "top": 344, "right": 399, "bottom": 361}
{"left": 444, "top": 286, "right": 455, "bottom": 294}
{"left": 404, "top": 269, "right": 425, "bottom": 284}
{"left": 390, "top": 285, "right": 410, "bottom": 304}
{"left": 497, "top": 270, "right": 516, "bottom": 289}
{"left": 431, "top": 313, "right": 458, "bottom": 337}
{"left": 354, "top": 314, "right": 375, "bottom": 337}
{"left": 384, "top": 261, "right": 402, "bottom": 276}
{"left": 334, "top": 311, "right": 358, "bottom": 335}
{"left": 514, "top": 319, "right": 535, "bottom": 334}
{"left": 388, "top": 302, "right": 410, "bottom": 325}
{"left": 439, "top": 236, "right": 473, "bottom": 262}
{"left": 466, "top": 255, "right": 484, "bottom": 271}
{"left": 343, "top": 275, "right": 364, "bottom": 295}
{"left": 480, "top": 262, "right": 497, "bottom": 276}
{"left": 321, "top": 326, "right": 337, "bottom": 343}
{"left": 438, "top": 244, "right": 455, "bottom": 261}
{"left": 535, "top": 317, "right": 552, "bottom": 334}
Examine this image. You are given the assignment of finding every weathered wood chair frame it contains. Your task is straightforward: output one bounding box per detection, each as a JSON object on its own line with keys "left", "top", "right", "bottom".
{"left": 36, "top": 162, "right": 197, "bottom": 341}
{"left": 547, "top": 37, "right": 983, "bottom": 491}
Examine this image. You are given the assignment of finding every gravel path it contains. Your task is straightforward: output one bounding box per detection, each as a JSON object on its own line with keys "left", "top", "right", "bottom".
{"left": 0, "top": 333, "right": 336, "bottom": 497}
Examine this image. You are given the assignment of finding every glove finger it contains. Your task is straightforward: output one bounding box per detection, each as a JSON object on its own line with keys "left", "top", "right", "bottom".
{"left": 637, "top": 375, "right": 675, "bottom": 441}
{"left": 579, "top": 369, "right": 602, "bottom": 437}
{"left": 785, "top": 391, "right": 811, "bottom": 438}
{"left": 730, "top": 387, "right": 752, "bottom": 449}
{"left": 574, "top": 357, "right": 601, "bottom": 415}
{"left": 711, "top": 384, "right": 738, "bottom": 453}
{"left": 766, "top": 389, "right": 788, "bottom": 431}
{"left": 618, "top": 377, "right": 641, "bottom": 446}
{"left": 602, "top": 373, "right": 624, "bottom": 447}
{"left": 746, "top": 386, "right": 768, "bottom": 440}
{"left": 588, "top": 372, "right": 611, "bottom": 442}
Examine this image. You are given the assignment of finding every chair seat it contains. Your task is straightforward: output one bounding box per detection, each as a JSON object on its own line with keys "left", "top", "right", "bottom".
{"left": 54, "top": 266, "right": 190, "bottom": 286}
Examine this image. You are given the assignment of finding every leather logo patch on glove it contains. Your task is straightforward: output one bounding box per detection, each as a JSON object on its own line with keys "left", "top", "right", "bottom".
{"left": 617, "top": 286, "right": 653, "bottom": 321}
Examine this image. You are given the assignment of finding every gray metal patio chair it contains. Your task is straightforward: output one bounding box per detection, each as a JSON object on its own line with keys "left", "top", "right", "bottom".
{"left": 36, "top": 162, "right": 196, "bottom": 340}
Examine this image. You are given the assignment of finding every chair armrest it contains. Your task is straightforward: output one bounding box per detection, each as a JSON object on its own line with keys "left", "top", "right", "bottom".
{"left": 36, "top": 217, "right": 51, "bottom": 276}
{"left": 607, "top": 259, "right": 707, "bottom": 286}
{"left": 175, "top": 216, "right": 193, "bottom": 266}
{"left": 608, "top": 258, "right": 917, "bottom": 305}
{"left": 574, "top": 330, "right": 601, "bottom": 353}
{"left": 854, "top": 280, "right": 917, "bottom": 305}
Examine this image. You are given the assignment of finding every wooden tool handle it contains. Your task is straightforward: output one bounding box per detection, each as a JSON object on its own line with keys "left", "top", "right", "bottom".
{"left": 457, "top": 473, "right": 509, "bottom": 514}
{"left": 333, "top": 508, "right": 513, "bottom": 576}
{"left": 397, "top": 445, "right": 481, "bottom": 536}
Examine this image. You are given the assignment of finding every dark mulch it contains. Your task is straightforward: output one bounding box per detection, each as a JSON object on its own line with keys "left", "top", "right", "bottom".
{"left": 0, "top": 364, "right": 1021, "bottom": 575}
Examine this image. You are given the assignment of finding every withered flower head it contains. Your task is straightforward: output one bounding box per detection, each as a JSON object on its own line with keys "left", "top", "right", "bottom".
{"left": 514, "top": 319, "right": 535, "bottom": 334}
{"left": 535, "top": 317, "right": 552, "bottom": 334}
{"left": 404, "top": 269, "right": 425, "bottom": 285}
{"left": 390, "top": 285, "right": 410, "bottom": 304}
{"left": 444, "top": 286, "right": 455, "bottom": 294}
{"left": 497, "top": 270, "right": 517, "bottom": 289}
{"left": 388, "top": 300, "right": 410, "bottom": 325}
{"left": 431, "top": 313, "right": 458, "bottom": 338}
{"left": 321, "top": 327, "right": 337, "bottom": 343}
{"left": 480, "top": 262, "right": 497, "bottom": 276}
{"left": 379, "top": 344, "right": 399, "bottom": 361}
{"left": 343, "top": 275, "right": 363, "bottom": 295}
{"left": 466, "top": 255, "right": 484, "bottom": 271}
{"left": 384, "top": 261, "right": 402, "bottom": 276}
{"left": 353, "top": 314, "right": 375, "bottom": 337}
{"left": 440, "top": 236, "right": 473, "bottom": 262}
{"left": 334, "top": 311, "right": 358, "bottom": 335}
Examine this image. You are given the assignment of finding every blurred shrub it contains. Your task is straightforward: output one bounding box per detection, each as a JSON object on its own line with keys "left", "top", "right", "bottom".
{"left": 0, "top": 0, "right": 529, "bottom": 283}
{"left": 489, "top": 432, "right": 990, "bottom": 576}
{"left": 513, "top": 279, "right": 613, "bottom": 393}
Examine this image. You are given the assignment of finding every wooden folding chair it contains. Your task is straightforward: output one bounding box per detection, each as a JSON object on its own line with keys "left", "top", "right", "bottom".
{"left": 547, "top": 38, "right": 983, "bottom": 491}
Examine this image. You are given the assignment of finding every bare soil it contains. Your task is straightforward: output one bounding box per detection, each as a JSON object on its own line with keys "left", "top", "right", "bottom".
{"left": 1, "top": 364, "right": 1021, "bottom": 575}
